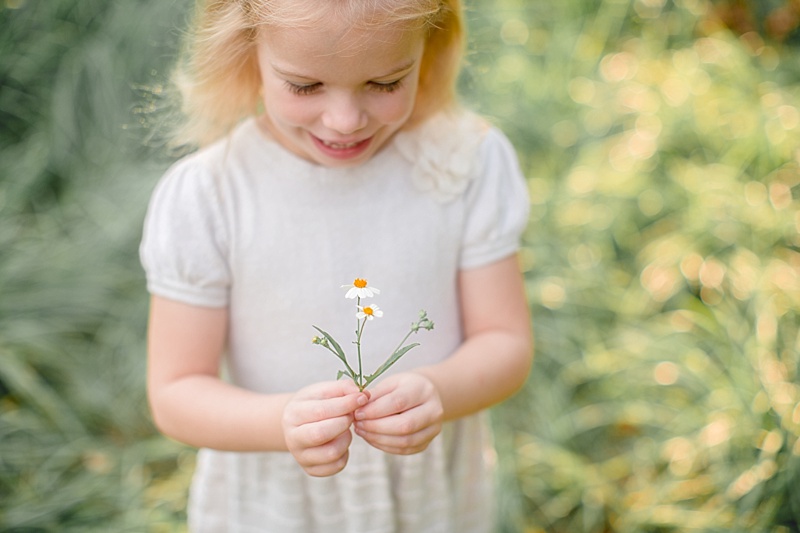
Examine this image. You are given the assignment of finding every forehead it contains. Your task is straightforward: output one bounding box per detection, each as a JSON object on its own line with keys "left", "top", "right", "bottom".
{"left": 251, "top": 0, "right": 433, "bottom": 54}
{"left": 257, "top": 19, "right": 426, "bottom": 78}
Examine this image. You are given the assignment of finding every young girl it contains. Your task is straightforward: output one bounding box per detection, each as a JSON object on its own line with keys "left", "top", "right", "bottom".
{"left": 140, "top": 0, "right": 532, "bottom": 531}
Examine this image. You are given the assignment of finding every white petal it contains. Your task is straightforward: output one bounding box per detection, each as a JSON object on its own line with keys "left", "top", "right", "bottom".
{"left": 345, "top": 287, "right": 359, "bottom": 299}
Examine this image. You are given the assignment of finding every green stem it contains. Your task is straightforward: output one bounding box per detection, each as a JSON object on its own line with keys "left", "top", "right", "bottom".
{"left": 355, "top": 296, "right": 364, "bottom": 390}
{"left": 356, "top": 317, "right": 367, "bottom": 390}
{"left": 321, "top": 343, "right": 357, "bottom": 380}
{"left": 389, "top": 329, "right": 415, "bottom": 359}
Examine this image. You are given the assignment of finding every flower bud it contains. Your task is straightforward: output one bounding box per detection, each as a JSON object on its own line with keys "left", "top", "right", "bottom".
{"left": 312, "top": 336, "right": 329, "bottom": 347}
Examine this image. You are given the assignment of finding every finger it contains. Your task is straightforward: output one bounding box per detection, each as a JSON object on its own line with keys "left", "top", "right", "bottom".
{"left": 356, "top": 386, "right": 444, "bottom": 429}
{"left": 303, "top": 445, "right": 351, "bottom": 477}
{"left": 356, "top": 423, "right": 440, "bottom": 455}
{"left": 290, "top": 413, "right": 354, "bottom": 448}
{"left": 287, "top": 391, "right": 369, "bottom": 425}
{"left": 355, "top": 407, "right": 426, "bottom": 437}
{"left": 304, "top": 453, "right": 348, "bottom": 477}
{"left": 296, "top": 427, "right": 353, "bottom": 470}
{"left": 356, "top": 403, "right": 441, "bottom": 435}
{"left": 355, "top": 389, "right": 417, "bottom": 421}
{"left": 296, "top": 380, "right": 364, "bottom": 401}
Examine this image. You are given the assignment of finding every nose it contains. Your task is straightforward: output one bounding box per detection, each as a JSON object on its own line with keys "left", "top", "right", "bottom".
{"left": 321, "top": 92, "right": 367, "bottom": 135}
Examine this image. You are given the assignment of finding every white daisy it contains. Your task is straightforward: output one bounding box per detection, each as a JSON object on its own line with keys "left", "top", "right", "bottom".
{"left": 342, "top": 278, "right": 381, "bottom": 299}
{"left": 356, "top": 305, "right": 383, "bottom": 321}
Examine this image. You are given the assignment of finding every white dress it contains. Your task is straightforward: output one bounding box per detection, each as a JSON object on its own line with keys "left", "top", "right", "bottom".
{"left": 140, "top": 111, "right": 530, "bottom": 533}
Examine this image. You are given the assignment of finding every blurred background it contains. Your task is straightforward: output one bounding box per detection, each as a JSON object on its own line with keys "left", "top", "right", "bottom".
{"left": 1, "top": 0, "right": 799, "bottom": 531}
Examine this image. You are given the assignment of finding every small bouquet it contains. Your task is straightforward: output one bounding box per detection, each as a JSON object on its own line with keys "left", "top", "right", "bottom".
{"left": 312, "top": 278, "right": 434, "bottom": 391}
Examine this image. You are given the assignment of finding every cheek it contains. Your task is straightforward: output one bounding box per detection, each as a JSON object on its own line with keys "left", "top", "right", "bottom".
{"left": 262, "top": 80, "right": 315, "bottom": 125}
{"left": 263, "top": 89, "right": 318, "bottom": 127}
{"left": 376, "top": 91, "right": 418, "bottom": 124}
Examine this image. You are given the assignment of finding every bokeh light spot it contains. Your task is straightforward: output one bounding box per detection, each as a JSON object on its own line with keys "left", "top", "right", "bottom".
{"left": 699, "top": 258, "right": 725, "bottom": 289}
{"left": 769, "top": 182, "right": 792, "bottom": 210}
{"left": 700, "top": 415, "right": 732, "bottom": 447}
{"left": 566, "top": 166, "right": 597, "bottom": 195}
{"left": 552, "top": 120, "right": 579, "bottom": 148}
{"left": 500, "top": 19, "right": 530, "bottom": 46}
{"left": 654, "top": 361, "right": 680, "bottom": 385}
{"left": 744, "top": 181, "right": 768, "bottom": 206}
{"left": 568, "top": 77, "right": 596, "bottom": 105}
{"left": 601, "top": 52, "right": 638, "bottom": 82}
{"left": 758, "top": 430, "right": 784, "bottom": 455}
{"left": 661, "top": 77, "right": 689, "bottom": 106}
{"left": 680, "top": 253, "right": 703, "bottom": 282}
{"left": 638, "top": 189, "right": 663, "bottom": 216}
{"left": 540, "top": 278, "right": 566, "bottom": 309}
{"left": 641, "top": 263, "right": 680, "bottom": 301}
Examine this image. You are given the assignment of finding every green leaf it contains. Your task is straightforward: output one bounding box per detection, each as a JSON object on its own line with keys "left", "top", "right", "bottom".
{"left": 364, "top": 343, "right": 419, "bottom": 387}
{"left": 312, "top": 326, "right": 358, "bottom": 380}
{"left": 311, "top": 326, "right": 348, "bottom": 364}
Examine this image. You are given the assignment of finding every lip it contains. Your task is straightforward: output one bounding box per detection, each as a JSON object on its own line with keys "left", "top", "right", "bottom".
{"left": 311, "top": 134, "right": 373, "bottom": 161}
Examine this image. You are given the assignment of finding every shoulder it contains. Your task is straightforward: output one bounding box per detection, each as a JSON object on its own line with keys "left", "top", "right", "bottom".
{"left": 393, "top": 110, "right": 519, "bottom": 203}
{"left": 170, "top": 118, "right": 261, "bottom": 170}
{"left": 153, "top": 118, "right": 268, "bottom": 201}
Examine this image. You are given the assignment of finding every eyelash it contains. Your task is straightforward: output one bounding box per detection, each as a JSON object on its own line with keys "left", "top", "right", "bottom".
{"left": 285, "top": 82, "right": 321, "bottom": 96}
{"left": 370, "top": 79, "right": 404, "bottom": 93}
{"left": 284, "top": 79, "right": 404, "bottom": 96}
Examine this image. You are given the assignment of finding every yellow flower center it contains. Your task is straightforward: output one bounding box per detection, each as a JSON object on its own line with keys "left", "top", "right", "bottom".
{"left": 354, "top": 278, "right": 368, "bottom": 288}
{"left": 363, "top": 306, "right": 374, "bottom": 316}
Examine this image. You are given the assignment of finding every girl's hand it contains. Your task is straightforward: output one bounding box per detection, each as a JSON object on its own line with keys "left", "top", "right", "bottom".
{"left": 282, "top": 380, "right": 369, "bottom": 477}
{"left": 353, "top": 372, "right": 443, "bottom": 455}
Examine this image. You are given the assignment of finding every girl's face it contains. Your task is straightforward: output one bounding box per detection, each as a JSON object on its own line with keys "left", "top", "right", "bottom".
{"left": 255, "top": 19, "right": 426, "bottom": 167}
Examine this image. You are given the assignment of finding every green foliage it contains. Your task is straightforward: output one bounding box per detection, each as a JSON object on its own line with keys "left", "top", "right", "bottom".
{"left": 1, "top": 0, "right": 799, "bottom": 531}
{"left": 1, "top": 0, "right": 192, "bottom": 530}
{"left": 465, "top": 1, "right": 800, "bottom": 531}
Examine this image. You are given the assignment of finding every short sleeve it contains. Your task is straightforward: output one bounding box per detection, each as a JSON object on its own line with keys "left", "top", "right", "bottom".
{"left": 459, "top": 128, "right": 530, "bottom": 270}
{"left": 139, "top": 156, "right": 231, "bottom": 307}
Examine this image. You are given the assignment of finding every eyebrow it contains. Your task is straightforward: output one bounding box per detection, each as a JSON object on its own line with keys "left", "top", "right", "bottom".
{"left": 271, "top": 60, "right": 417, "bottom": 81}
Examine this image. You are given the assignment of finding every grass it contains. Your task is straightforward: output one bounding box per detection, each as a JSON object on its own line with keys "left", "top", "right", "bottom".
{"left": 1, "top": 0, "right": 799, "bottom": 531}
{"left": 1, "top": 1, "right": 192, "bottom": 530}
{"left": 466, "top": 1, "right": 800, "bottom": 531}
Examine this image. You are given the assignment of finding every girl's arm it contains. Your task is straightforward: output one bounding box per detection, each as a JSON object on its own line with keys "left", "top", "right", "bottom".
{"left": 354, "top": 254, "right": 533, "bottom": 453}
{"left": 419, "top": 252, "right": 534, "bottom": 417}
{"left": 147, "top": 296, "right": 367, "bottom": 475}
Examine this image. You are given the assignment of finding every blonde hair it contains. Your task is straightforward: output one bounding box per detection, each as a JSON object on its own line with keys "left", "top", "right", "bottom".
{"left": 170, "top": 0, "right": 464, "bottom": 148}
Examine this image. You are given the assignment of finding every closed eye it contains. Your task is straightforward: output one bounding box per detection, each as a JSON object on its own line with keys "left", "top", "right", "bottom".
{"left": 285, "top": 81, "right": 321, "bottom": 96}
{"left": 369, "top": 79, "right": 404, "bottom": 93}
{"left": 284, "top": 78, "right": 404, "bottom": 96}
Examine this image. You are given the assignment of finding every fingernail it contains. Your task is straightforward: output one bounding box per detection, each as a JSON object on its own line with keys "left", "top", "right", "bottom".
{"left": 355, "top": 410, "right": 365, "bottom": 421}
{"left": 356, "top": 394, "right": 368, "bottom": 407}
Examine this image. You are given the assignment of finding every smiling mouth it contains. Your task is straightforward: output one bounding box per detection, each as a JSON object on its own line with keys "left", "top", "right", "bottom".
{"left": 310, "top": 134, "right": 374, "bottom": 161}
{"left": 319, "top": 139, "right": 367, "bottom": 149}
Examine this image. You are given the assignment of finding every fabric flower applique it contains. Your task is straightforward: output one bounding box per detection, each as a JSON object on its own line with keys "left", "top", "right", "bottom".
{"left": 394, "top": 110, "right": 489, "bottom": 203}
